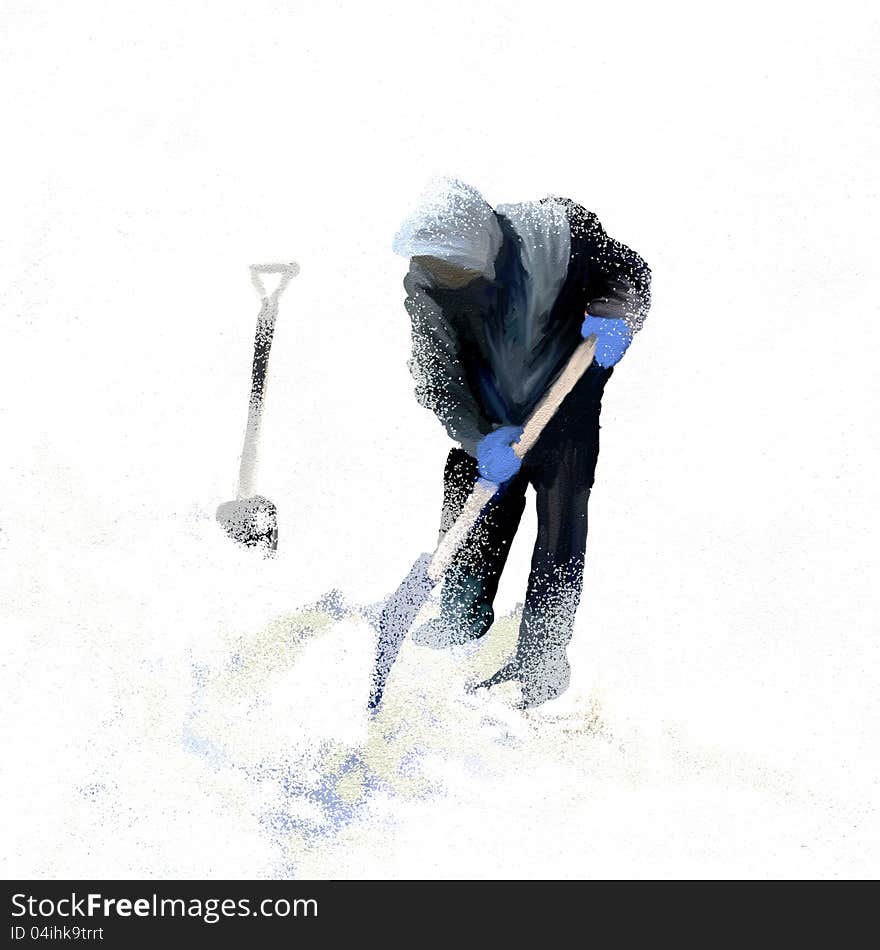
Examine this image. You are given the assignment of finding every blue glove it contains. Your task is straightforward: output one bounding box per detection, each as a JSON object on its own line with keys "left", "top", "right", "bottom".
{"left": 476, "top": 426, "right": 524, "bottom": 483}
{"left": 581, "top": 315, "right": 633, "bottom": 368}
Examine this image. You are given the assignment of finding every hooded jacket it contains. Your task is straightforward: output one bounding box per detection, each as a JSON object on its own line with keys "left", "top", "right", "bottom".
{"left": 396, "top": 182, "right": 651, "bottom": 455}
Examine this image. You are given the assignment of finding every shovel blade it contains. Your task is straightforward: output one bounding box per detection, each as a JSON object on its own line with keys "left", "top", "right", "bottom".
{"left": 368, "top": 552, "right": 435, "bottom": 710}
{"left": 216, "top": 494, "right": 278, "bottom": 551}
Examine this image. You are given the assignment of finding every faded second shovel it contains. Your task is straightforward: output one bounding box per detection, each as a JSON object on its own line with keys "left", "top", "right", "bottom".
{"left": 216, "top": 262, "right": 299, "bottom": 551}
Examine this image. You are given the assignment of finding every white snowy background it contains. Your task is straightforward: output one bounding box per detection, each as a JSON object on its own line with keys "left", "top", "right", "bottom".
{"left": 2, "top": 0, "right": 878, "bottom": 878}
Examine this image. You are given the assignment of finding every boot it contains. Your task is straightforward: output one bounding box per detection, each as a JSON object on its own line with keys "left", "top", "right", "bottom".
{"left": 472, "top": 645, "right": 571, "bottom": 708}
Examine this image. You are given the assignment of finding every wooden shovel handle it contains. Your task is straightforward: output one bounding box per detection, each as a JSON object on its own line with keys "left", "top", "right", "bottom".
{"left": 514, "top": 335, "right": 596, "bottom": 457}
{"left": 427, "top": 335, "right": 597, "bottom": 580}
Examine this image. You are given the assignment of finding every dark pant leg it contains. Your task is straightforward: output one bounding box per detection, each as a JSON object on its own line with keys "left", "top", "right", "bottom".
{"left": 438, "top": 448, "right": 528, "bottom": 631}
{"left": 516, "top": 368, "right": 608, "bottom": 664}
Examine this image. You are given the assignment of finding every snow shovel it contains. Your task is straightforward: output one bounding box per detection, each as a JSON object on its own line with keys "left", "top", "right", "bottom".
{"left": 368, "top": 333, "right": 598, "bottom": 709}
{"left": 216, "top": 262, "right": 299, "bottom": 551}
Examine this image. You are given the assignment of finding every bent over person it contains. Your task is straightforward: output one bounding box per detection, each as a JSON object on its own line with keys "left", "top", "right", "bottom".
{"left": 393, "top": 178, "right": 651, "bottom": 707}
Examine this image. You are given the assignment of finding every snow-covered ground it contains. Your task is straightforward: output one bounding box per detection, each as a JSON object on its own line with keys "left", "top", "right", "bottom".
{"left": 3, "top": 500, "right": 877, "bottom": 879}
{"left": 2, "top": 1, "right": 879, "bottom": 879}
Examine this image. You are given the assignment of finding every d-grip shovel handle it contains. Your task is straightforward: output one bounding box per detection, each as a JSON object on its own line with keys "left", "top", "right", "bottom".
{"left": 250, "top": 261, "right": 300, "bottom": 302}
{"left": 427, "top": 335, "right": 598, "bottom": 581}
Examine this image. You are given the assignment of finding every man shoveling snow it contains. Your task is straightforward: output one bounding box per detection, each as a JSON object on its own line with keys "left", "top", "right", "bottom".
{"left": 393, "top": 178, "right": 651, "bottom": 707}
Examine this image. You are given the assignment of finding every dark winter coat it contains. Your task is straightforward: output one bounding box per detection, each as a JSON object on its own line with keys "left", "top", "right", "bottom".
{"left": 404, "top": 198, "right": 652, "bottom": 454}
